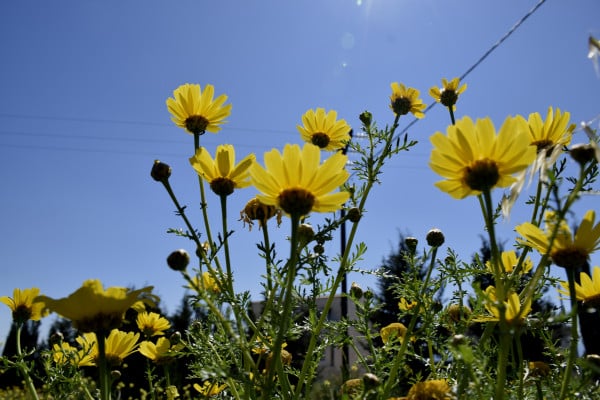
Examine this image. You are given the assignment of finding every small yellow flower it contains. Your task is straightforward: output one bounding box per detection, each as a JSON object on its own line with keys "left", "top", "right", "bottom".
{"left": 390, "top": 82, "right": 426, "bottom": 119}
{"left": 429, "top": 115, "right": 536, "bottom": 199}
{"left": 516, "top": 210, "right": 600, "bottom": 269}
{"left": 81, "top": 329, "right": 139, "bottom": 367}
{"left": 297, "top": 108, "right": 351, "bottom": 151}
{"left": 429, "top": 77, "right": 467, "bottom": 110}
{"left": 188, "top": 271, "right": 221, "bottom": 294}
{"left": 136, "top": 311, "right": 171, "bottom": 337}
{"left": 139, "top": 337, "right": 182, "bottom": 365}
{"left": 193, "top": 381, "right": 227, "bottom": 397}
{"left": 398, "top": 298, "right": 417, "bottom": 311}
{"left": 558, "top": 266, "right": 600, "bottom": 306}
{"left": 37, "top": 279, "right": 154, "bottom": 332}
{"left": 380, "top": 322, "right": 407, "bottom": 345}
{"left": 479, "top": 286, "right": 531, "bottom": 326}
{"left": 189, "top": 144, "right": 255, "bottom": 196}
{"left": 166, "top": 83, "right": 231, "bottom": 135}
{"left": 250, "top": 143, "right": 350, "bottom": 217}
{"left": 1, "top": 287, "right": 47, "bottom": 324}
{"left": 527, "top": 107, "right": 574, "bottom": 153}
{"left": 406, "top": 379, "right": 452, "bottom": 400}
{"left": 485, "top": 250, "right": 533, "bottom": 275}
{"left": 52, "top": 341, "right": 95, "bottom": 367}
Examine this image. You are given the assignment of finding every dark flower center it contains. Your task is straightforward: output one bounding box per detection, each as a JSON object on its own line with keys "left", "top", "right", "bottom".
{"left": 185, "top": 115, "right": 209, "bottom": 135}
{"left": 551, "top": 247, "right": 589, "bottom": 269}
{"left": 278, "top": 188, "right": 315, "bottom": 216}
{"left": 76, "top": 313, "right": 124, "bottom": 333}
{"left": 532, "top": 139, "right": 555, "bottom": 153}
{"left": 311, "top": 132, "right": 331, "bottom": 148}
{"left": 463, "top": 159, "right": 500, "bottom": 192}
{"left": 13, "top": 305, "right": 33, "bottom": 324}
{"left": 440, "top": 90, "right": 458, "bottom": 107}
{"left": 210, "top": 177, "right": 235, "bottom": 196}
{"left": 391, "top": 97, "right": 412, "bottom": 116}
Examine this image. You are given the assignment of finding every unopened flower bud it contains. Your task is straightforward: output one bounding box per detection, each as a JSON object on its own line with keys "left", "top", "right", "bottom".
{"left": 170, "top": 331, "right": 182, "bottom": 345}
{"left": 426, "top": 228, "right": 445, "bottom": 247}
{"left": 298, "top": 223, "right": 315, "bottom": 246}
{"left": 151, "top": 160, "right": 171, "bottom": 182}
{"left": 362, "top": 372, "right": 381, "bottom": 390}
{"left": 570, "top": 143, "right": 597, "bottom": 166}
{"left": 350, "top": 282, "right": 363, "bottom": 299}
{"left": 346, "top": 207, "right": 361, "bottom": 223}
{"left": 364, "top": 290, "right": 373, "bottom": 300}
{"left": 167, "top": 249, "right": 190, "bottom": 271}
{"left": 451, "top": 334, "right": 467, "bottom": 346}
{"left": 313, "top": 243, "right": 325, "bottom": 255}
{"left": 405, "top": 237, "right": 418, "bottom": 253}
{"left": 111, "top": 370, "right": 122, "bottom": 380}
{"left": 49, "top": 332, "right": 64, "bottom": 346}
{"left": 359, "top": 111, "right": 372, "bottom": 128}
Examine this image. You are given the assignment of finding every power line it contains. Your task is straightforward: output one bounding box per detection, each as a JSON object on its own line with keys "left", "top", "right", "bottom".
{"left": 397, "top": 0, "right": 549, "bottom": 137}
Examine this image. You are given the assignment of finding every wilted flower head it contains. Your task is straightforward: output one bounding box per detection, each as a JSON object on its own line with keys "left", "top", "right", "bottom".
{"left": 406, "top": 379, "right": 453, "bottom": 400}
{"left": 380, "top": 322, "right": 407, "bottom": 345}
{"left": 194, "top": 381, "right": 227, "bottom": 397}
{"left": 240, "top": 197, "right": 282, "bottom": 230}
{"left": 166, "top": 83, "right": 231, "bottom": 135}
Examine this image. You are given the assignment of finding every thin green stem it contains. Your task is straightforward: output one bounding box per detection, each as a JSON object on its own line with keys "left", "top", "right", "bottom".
{"left": 448, "top": 106, "right": 456, "bottom": 125}
{"left": 219, "top": 194, "right": 235, "bottom": 296}
{"left": 96, "top": 332, "right": 111, "bottom": 400}
{"left": 262, "top": 213, "right": 301, "bottom": 400}
{"left": 559, "top": 267, "right": 579, "bottom": 400}
{"left": 145, "top": 359, "right": 157, "bottom": 400}
{"left": 261, "top": 223, "right": 273, "bottom": 293}
{"left": 381, "top": 246, "right": 438, "bottom": 398}
{"left": 15, "top": 324, "right": 40, "bottom": 400}
{"left": 160, "top": 180, "right": 202, "bottom": 250}
{"left": 194, "top": 133, "right": 217, "bottom": 254}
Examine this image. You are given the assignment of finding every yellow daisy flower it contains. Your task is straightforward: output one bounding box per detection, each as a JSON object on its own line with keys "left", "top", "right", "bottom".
{"left": 297, "top": 108, "right": 351, "bottom": 151}
{"left": 389, "top": 82, "right": 426, "bottom": 119}
{"left": 52, "top": 341, "right": 95, "bottom": 367}
{"left": 485, "top": 250, "right": 533, "bottom": 275}
{"left": 1, "top": 287, "right": 47, "bottom": 324}
{"left": 166, "top": 83, "right": 232, "bottom": 135}
{"left": 479, "top": 286, "right": 532, "bottom": 326}
{"left": 406, "top": 379, "right": 452, "bottom": 400}
{"left": 188, "top": 271, "right": 221, "bottom": 294}
{"left": 189, "top": 144, "right": 255, "bottom": 196}
{"left": 516, "top": 210, "right": 600, "bottom": 269}
{"left": 139, "top": 337, "right": 182, "bottom": 365}
{"left": 558, "top": 266, "right": 600, "bottom": 306}
{"left": 527, "top": 107, "right": 574, "bottom": 153}
{"left": 98, "top": 329, "right": 140, "bottom": 367}
{"left": 136, "top": 311, "right": 171, "bottom": 337}
{"left": 380, "top": 322, "right": 407, "bottom": 345}
{"left": 193, "top": 381, "right": 227, "bottom": 397}
{"left": 429, "top": 77, "right": 467, "bottom": 109}
{"left": 37, "top": 279, "right": 154, "bottom": 332}
{"left": 429, "top": 115, "right": 536, "bottom": 199}
{"left": 398, "top": 298, "right": 417, "bottom": 311}
{"left": 250, "top": 143, "right": 350, "bottom": 217}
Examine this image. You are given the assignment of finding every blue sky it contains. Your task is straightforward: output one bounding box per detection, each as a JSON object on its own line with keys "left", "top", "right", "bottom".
{"left": 1, "top": 0, "right": 598, "bottom": 344}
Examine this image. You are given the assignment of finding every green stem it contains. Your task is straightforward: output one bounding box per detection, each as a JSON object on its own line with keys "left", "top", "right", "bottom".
{"left": 96, "top": 332, "right": 111, "bottom": 400}
{"left": 160, "top": 179, "right": 202, "bottom": 250}
{"left": 448, "top": 106, "right": 456, "bottom": 125}
{"left": 559, "top": 268, "right": 579, "bottom": 400}
{"left": 194, "top": 133, "right": 217, "bottom": 254}
{"left": 294, "top": 114, "right": 403, "bottom": 399}
{"left": 145, "top": 359, "right": 157, "bottom": 400}
{"left": 219, "top": 194, "right": 235, "bottom": 297}
{"left": 382, "top": 246, "right": 438, "bottom": 398}
{"left": 15, "top": 324, "right": 40, "bottom": 400}
{"left": 262, "top": 213, "right": 301, "bottom": 400}
{"left": 262, "top": 223, "right": 273, "bottom": 293}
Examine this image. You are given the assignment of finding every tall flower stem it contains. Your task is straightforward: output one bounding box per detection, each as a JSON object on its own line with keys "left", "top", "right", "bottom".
{"left": 293, "top": 114, "right": 405, "bottom": 399}
{"left": 263, "top": 213, "right": 301, "bottom": 399}
{"left": 559, "top": 267, "right": 579, "bottom": 400}
{"left": 96, "top": 332, "right": 111, "bottom": 400}
{"left": 381, "top": 246, "right": 438, "bottom": 399}
{"left": 160, "top": 179, "right": 202, "bottom": 250}
{"left": 194, "top": 133, "right": 217, "bottom": 254}
{"left": 262, "top": 224, "right": 273, "bottom": 292}
{"left": 15, "top": 324, "right": 40, "bottom": 400}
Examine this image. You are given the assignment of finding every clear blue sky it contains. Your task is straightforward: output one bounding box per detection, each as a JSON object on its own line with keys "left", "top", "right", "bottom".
{"left": 1, "top": 0, "right": 598, "bottom": 344}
